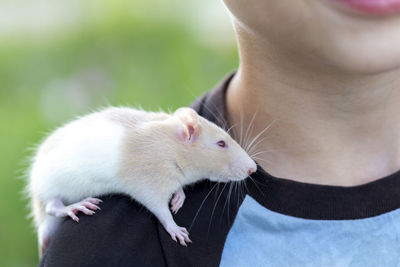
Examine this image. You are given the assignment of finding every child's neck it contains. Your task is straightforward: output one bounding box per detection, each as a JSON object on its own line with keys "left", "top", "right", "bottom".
{"left": 226, "top": 58, "right": 400, "bottom": 186}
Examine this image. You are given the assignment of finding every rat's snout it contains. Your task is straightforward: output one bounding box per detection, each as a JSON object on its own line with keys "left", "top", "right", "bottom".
{"left": 247, "top": 161, "right": 257, "bottom": 176}
{"left": 227, "top": 157, "right": 257, "bottom": 181}
{"left": 248, "top": 167, "right": 256, "bottom": 176}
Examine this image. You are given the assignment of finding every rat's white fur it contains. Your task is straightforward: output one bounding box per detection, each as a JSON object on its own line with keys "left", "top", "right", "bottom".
{"left": 28, "top": 106, "right": 256, "bottom": 253}
{"left": 29, "top": 111, "right": 125, "bottom": 226}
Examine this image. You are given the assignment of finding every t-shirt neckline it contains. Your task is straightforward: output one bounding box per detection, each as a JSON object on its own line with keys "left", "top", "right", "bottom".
{"left": 192, "top": 73, "right": 400, "bottom": 220}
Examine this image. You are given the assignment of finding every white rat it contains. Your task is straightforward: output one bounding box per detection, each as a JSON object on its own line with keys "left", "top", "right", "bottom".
{"left": 28, "top": 107, "right": 257, "bottom": 254}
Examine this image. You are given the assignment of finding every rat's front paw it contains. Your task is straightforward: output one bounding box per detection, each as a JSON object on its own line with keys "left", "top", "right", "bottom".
{"left": 166, "top": 224, "right": 192, "bottom": 246}
{"left": 170, "top": 188, "right": 185, "bottom": 214}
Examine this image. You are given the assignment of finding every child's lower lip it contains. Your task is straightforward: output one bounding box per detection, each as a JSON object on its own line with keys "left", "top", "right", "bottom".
{"left": 333, "top": 0, "right": 400, "bottom": 16}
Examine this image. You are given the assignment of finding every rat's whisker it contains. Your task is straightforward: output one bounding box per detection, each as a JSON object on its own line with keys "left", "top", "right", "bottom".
{"left": 239, "top": 111, "right": 245, "bottom": 148}
{"left": 245, "top": 119, "right": 276, "bottom": 153}
{"left": 228, "top": 181, "right": 234, "bottom": 222}
{"left": 243, "top": 111, "right": 258, "bottom": 152}
{"left": 234, "top": 182, "right": 239, "bottom": 212}
{"left": 247, "top": 136, "right": 278, "bottom": 156}
{"left": 242, "top": 179, "right": 247, "bottom": 197}
{"left": 213, "top": 182, "right": 221, "bottom": 201}
{"left": 249, "top": 175, "right": 267, "bottom": 186}
{"left": 251, "top": 150, "right": 276, "bottom": 158}
{"left": 236, "top": 180, "right": 245, "bottom": 214}
{"left": 207, "top": 183, "right": 227, "bottom": 236}
{"left": 242, "top": 178, "right": 249, "bottom": 196}
{"left": 248, "top": 137, "right": 269, "bottom": 156}
{"left": 220, "top": 182, "right": 231, "bottom": 226}
{"left": 182, "top": 85, "right": 228, "bottom": 131}
{"left": 226, "top": 123, "right": 238, "bottom": 136}
{"left": 203, "top": 101, "right": 228, "bottom": 130}
{"left": 247, "top": 175, "right": 265, "bottom": 196}
{"left": 189, "top": 182, "right": 218, "bottom": 231}
{"left": 250, "top": 147, "right": 286, "bottom": 156}
{"left": 252, "top": 156, "right": 271, "bottom": 161}
{"left": 249, "top": 145, "right": 271, "bottom": 157}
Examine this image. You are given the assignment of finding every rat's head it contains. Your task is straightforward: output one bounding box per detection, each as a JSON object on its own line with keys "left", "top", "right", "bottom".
{"left": 172, "top": 107, "right": 257, "bottom": 182}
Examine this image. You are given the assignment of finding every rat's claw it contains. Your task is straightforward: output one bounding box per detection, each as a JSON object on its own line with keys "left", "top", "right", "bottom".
{"left": 166, "top": 225, "right": 191, "bottom": 246}
{"left": 76, "top": 206, "right": 95, "bottom": 215}
{"left": 181, "top": 228, "right": 189, "bottom": 235}
{"left": 178, "top": 227, "right": 191, "bottom": 243}
{"left": 82, "top": 202, "right": 101, "bottom": 211}
{"left": 176, "top": 233, "right": 187, "bottom": 246}
{"left": 67, "top": 211, "right": 79, "bottom": 222}
{"left": 84, "top": 197, "right": 102, "bottom": 204}
{"left": 170, "top": 190, "right": 185, "bottom": 214}
{"left": 171, "top": 204, "right": 181, "bottom": 214}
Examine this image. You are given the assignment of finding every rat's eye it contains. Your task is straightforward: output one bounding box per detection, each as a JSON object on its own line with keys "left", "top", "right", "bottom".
{"left": 217, "top": 140, "right": 226, "bottom": 148}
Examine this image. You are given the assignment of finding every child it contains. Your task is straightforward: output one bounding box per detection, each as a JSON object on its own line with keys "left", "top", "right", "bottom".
{"left": 41, "top": 1, "right": 400, "bottom": 266}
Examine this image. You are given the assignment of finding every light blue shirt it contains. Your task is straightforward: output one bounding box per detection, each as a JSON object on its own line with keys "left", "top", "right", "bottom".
{"left": 220, "top": 196, "right": 400, "bottom": 267}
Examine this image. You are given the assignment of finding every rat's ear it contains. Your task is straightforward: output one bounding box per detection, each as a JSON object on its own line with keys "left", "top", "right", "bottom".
{"left": 174, "top": 107, "right": 200, "bottom": 144}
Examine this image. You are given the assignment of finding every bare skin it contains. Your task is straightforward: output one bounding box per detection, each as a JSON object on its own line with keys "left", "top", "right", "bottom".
{"left": 223, "top": 0, "right": 400, "bottom": 186}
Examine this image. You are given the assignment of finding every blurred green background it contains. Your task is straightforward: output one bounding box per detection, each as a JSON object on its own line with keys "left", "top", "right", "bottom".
{"left": 0, "top": 0, "right": 237, "bottom": 265}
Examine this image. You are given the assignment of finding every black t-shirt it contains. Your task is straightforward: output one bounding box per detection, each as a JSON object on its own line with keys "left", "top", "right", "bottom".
{"left": 39, "top": 74, "right": 400, "bottom": 267}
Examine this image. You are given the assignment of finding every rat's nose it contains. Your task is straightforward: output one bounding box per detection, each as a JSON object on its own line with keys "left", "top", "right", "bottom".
{"left": 247, "top": 168, "right": 256, "bottom": 176}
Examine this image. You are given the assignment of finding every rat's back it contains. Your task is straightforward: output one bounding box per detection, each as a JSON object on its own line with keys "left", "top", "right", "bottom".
{"left": 30, "top": 109, "right": 126, "bottom": 205}
{"left": 29, "top": 107, "right": 170, "bottom": 226}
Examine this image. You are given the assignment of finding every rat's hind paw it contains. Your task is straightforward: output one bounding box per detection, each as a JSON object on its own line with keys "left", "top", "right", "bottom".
{"left": 46, "top": 197, "right": 102, "bottom": 222}
{"left": 170, "top": 188, "right": 185, "bottom": 214}
{"left": 62, "top": 198, "right": 102, "bottom": 222}
{"left": 166, "top": 224, "right": 192, "bottom": 246}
